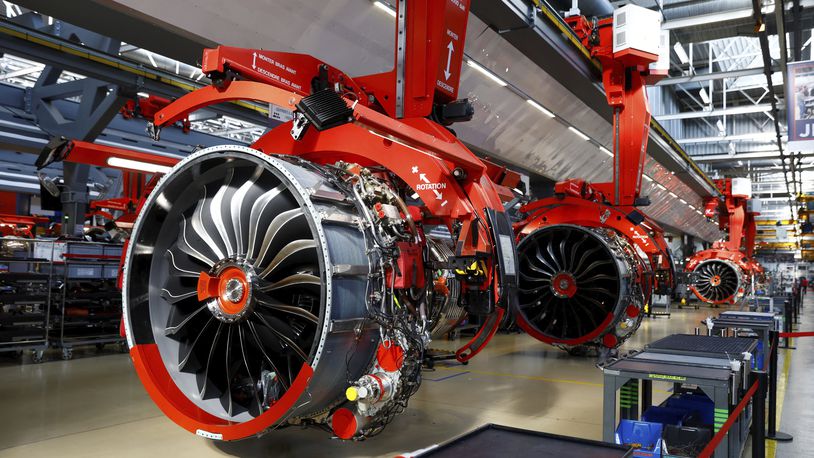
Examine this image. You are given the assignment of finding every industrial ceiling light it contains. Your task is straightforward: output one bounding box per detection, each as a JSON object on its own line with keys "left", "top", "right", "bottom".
{"left": 107, "top": 157, "right": 172, "bottom": 174}
{"left": 568, "top": 126, "right": 590, "bottom": 141}
{"left": 673, "top": 41, "right": 690, "bottom": 64}
{"left": 599, "top": 145, "right": 613, "bottom": 157}
{"left": 373, "top": 1, "right": 396, "bottom": 17}
{"left": 642, "top": 174, "right": 653, "bottom": 182}
{"left": 716, "top": 120, "right": 725, "bottom": 135}
{"left": 526, "top": 99, "right": 555, "bottom": 118}
{"left": 0, "top": 179, "right": 38, "bottom": 191}
{"left": 466, "top": 60, "right": 508, "bottom": 87}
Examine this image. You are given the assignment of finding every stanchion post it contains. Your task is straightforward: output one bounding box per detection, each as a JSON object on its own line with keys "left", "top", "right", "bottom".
{"left": 751, "top": 371, "right": 766, "bottom": 458}
{"left": 794, "top": 289, "right": 800, "bottom": 325}
{"left": 766, "top": 331, "right": 793, "bottom": 441}
{"left": 768, "top": 331, "right": 778, "bottom": 436}
{"left": 782, "top": 301, "right": 795, "bottom": 349}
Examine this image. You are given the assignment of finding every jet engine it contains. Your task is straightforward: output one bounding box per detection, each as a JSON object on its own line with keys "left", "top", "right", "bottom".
{"left": 685, "top": 249, "right": 749, "bottom": 305}
{"left": 123, "top": 139, "right": 511, "bottom": 440}
{"left": 426, "top": 237, "right": 465, "bottom": 339}
{"left": 515, "top": 224, "right": 646, "bottom": 351}
{"left": 113, "top": 0, "right": 516, "bottom": 441}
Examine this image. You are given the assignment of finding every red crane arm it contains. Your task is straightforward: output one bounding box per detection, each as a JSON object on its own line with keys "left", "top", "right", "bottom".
{"left": 198, "top": 0, "right": 468, "bottom": 120}
{"left": 564, "top": 15, "right": 657, "bottom": 206}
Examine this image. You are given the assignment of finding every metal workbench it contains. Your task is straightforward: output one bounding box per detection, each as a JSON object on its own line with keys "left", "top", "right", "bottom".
{"left": 603, "top": 334, "right": 757, "bottom": 458}
{"left": 712, "top": 311, "right": 777, "bottom": 371}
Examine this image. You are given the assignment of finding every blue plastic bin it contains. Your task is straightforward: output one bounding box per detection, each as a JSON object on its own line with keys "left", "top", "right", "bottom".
{"left": 615, "top": 420, "right": 663, "bottom": 457}
{"left": 666, "top": 394, "right": 714, "bottom": 425}
{"left": 642, "top": 406, "right": 689, "bottom": 426}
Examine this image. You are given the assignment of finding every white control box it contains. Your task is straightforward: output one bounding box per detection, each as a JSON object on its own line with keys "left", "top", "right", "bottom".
{"left": 731, "top": 177, "right": 753, "bottom": 198}
{"left": 746, "top": 198, "right": 762, "bottom": 213}
{"left": 649, "top": 30, "right": 671, "bottom": 77}
{"left": 613, "top": 4, "right": 663, "bottom": 59}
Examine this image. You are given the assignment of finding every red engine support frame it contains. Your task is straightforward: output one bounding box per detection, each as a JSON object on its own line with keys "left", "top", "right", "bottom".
{"left": 512, "top": 12, "right": 672, "bottom": 349}
{"left": 148, "top": 0, "right": 508, "bottom": 367}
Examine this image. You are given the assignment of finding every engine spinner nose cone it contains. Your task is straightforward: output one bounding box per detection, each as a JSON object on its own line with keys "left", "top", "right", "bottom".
{"left": 202, "top": 262, "right": 255, "bottom": 323}
{"left": 551, "top": 272, "right": 577, "bottom": 298}
{"left": 223, "top": 278, "right": 245, "bottom": 303}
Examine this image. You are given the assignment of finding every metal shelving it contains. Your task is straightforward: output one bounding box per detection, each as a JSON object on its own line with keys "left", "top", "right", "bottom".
{"left": 51, "top": 240, "right": 124, "bottom": 360}
{"left": 0, "top": 237, "right": 55, "bottom": 362}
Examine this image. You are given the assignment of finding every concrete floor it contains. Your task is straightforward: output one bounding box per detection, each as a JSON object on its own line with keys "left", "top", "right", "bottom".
{"left": 774, "top": 292, "right": 812, "bottom": 458}
{"left": 0, "top": 300, "right": 804, "bottom": 457}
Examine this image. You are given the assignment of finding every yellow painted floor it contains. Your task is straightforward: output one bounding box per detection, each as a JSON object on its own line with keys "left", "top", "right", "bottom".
{"left": 0, "top": 300, "right": 800, "bottom": 457}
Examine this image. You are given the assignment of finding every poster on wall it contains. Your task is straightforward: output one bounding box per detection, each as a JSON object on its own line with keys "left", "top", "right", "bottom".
{"left": 788, "top": 60, "right": 814, "bottom": 151}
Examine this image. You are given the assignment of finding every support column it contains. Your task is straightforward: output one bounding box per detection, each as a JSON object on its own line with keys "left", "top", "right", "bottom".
{"left": 60, "top": 162, "right": 91, "bottom": 236}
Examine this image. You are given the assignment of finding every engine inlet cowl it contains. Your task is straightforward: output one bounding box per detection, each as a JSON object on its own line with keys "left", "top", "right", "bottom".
{"left": 123, "top": 146, "right": 379, "bottom": 439}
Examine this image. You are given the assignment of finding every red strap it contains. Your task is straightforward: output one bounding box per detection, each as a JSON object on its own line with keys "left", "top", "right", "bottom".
{"left": 698, "top": 380, "right": 759, "bottom": 458}
{"left": 780, "top": 331, "right": 814, "bottom": 338}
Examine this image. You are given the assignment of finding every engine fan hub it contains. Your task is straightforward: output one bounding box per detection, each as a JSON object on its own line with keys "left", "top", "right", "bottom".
{"left": 709, "top": 275, "right": 721, "bottom": 287}
{"left": 551, "top": 272, "right": 577, "bottom": 298}
{"left": 198, "top": 261, "right": 255, "bottom": 323}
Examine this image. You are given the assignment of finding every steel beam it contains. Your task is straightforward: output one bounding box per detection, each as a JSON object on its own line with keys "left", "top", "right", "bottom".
{"left": 656, "top": 67, "right": 776, "bottom": 86}
{"left": 661, "top": 1, "right": 814, "bottom": 30}
{"left": 693, "top": 151, "right": 813, "bottom": 162}
{"left": 15, "top": 0, "right": 212, "bottom": 64}
{"left": 677, "top": 133, "right": 777, "bottom": 144}
{"left": 662, "top": 8, "right": 756, "bottom": 31}
{"left": 0, "top": 19, "right": 270, "bottom": 127}
{"left": 656, "top": 104, "right": 773, "bottom": 121}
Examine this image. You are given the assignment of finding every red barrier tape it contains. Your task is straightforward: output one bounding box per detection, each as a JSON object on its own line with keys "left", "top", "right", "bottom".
{"left": 698, "top": 380, "right": 759, "bottom": 458}
{"left": 779, "top": 331, "right": 814, "bottom": 338}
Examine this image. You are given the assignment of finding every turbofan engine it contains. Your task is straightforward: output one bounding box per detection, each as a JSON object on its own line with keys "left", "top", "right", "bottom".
{"left": 123, "top": 146, "right": 453, "bottom": 440}
{"left": 514, "top": 224, "right": 646, "bottom": 352}
{"left": 687, "top": 255, "right": 748, "bottom": 305}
